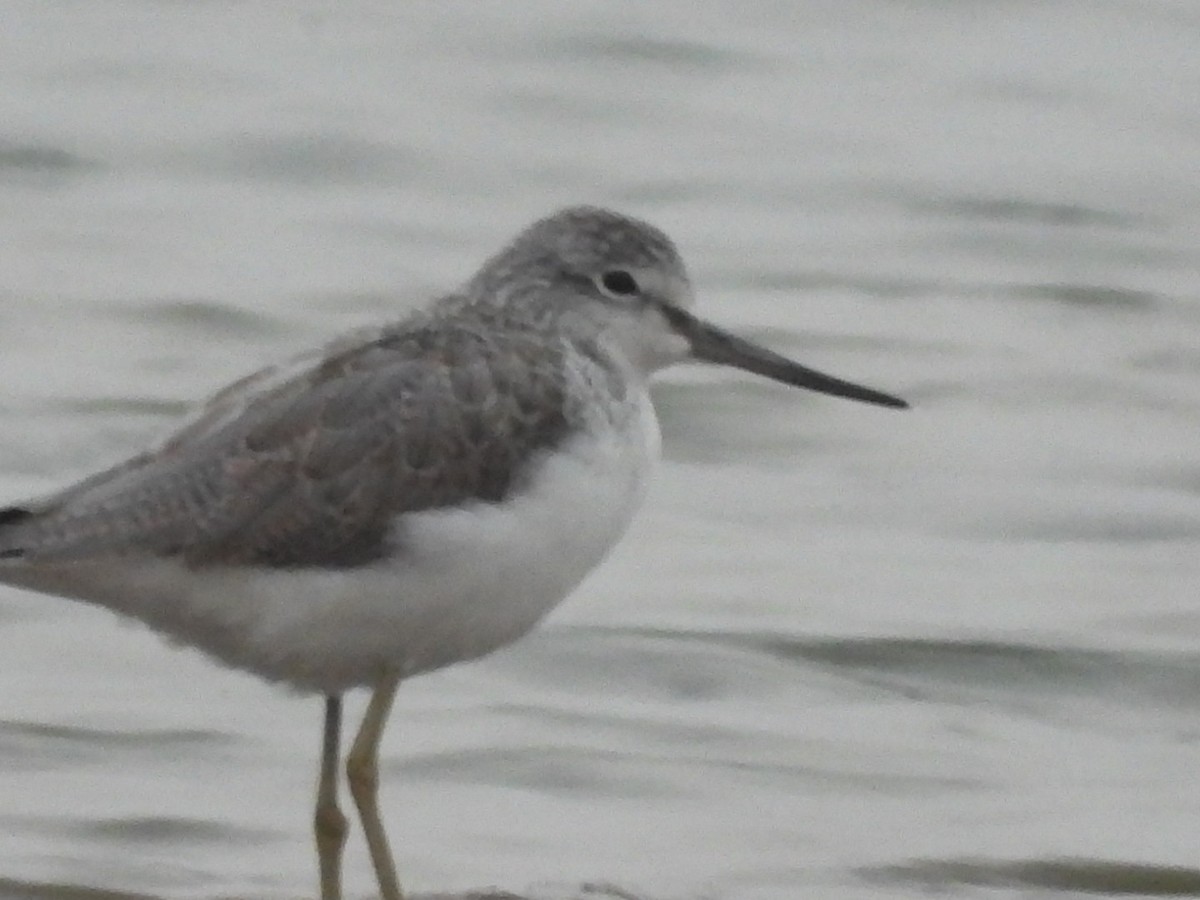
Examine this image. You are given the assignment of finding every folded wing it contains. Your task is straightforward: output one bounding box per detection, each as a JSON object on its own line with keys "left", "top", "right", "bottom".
{"left": 0, "top": 318, "right": 573, "bottom": 569}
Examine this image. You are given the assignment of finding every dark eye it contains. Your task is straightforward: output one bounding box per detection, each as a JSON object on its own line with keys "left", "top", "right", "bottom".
{"left": 598, "top": 269, "right": 639, "bottom": 297}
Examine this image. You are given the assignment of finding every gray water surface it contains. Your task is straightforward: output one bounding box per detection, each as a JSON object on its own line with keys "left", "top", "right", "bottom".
{"left": 1, "top": 2, "right": 1199, "bottom": 899}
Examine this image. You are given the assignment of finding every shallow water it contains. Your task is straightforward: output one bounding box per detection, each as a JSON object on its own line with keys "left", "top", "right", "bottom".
{"left": 1, "top": 2, "right": 1199, "bottom": 898}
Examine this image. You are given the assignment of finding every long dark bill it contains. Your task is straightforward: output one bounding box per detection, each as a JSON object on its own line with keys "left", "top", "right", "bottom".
{"left": 661, "top": 304, "right": 909, "bottom": 410}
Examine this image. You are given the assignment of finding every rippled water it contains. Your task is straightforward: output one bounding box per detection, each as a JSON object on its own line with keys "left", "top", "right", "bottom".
{"left": 1, "top": 2, "right": 1199, "bottom": 899}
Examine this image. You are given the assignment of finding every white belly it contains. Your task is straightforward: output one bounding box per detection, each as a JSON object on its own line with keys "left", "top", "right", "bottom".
{"left": 1, "top": 389, "right": 662, "bottom": 693}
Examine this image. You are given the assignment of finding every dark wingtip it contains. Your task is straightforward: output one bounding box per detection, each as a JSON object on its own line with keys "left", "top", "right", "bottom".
{"left": 0, "top": 506, "right": 33, "bottom": 559}
{"left": 0, "top": 506, "right": 34, "bottom": 527}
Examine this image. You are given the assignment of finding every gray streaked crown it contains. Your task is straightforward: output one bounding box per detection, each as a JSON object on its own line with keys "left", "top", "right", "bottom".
{"left": 466, "top": 205, "right": 689, "bottom": 308}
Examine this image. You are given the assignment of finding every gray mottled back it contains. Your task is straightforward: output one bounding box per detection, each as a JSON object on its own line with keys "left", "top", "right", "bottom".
{"left": 0, "top": 206, "right": 686, "bottom": 570}
{"left": 0, "top": 303, "right": 582, "bottom": 568}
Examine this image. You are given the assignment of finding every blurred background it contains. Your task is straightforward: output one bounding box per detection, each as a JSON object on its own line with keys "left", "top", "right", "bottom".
{"left": 1, "top": 2, "right": 1198, "bottom": 898}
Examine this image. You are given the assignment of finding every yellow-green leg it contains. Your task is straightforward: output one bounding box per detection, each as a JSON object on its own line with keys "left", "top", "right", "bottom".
{"left": 347, "top": 674, "right": 404, "bottom": 900}
{"left": 315, "top": 695, "right": 349, "bottom": 900}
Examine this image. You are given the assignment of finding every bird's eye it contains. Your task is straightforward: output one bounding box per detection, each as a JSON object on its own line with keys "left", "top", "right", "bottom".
{"left": 597, "top": 269, "right": 640, "bottom": 298}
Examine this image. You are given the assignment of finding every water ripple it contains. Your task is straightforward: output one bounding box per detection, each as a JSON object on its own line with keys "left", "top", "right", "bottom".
{"left": 865, "top": 857, "right": 1200, "bottom": 896}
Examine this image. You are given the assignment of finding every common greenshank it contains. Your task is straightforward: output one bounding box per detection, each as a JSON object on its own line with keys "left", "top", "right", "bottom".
{"left": 0, "top": 206, "right": 907, "bottom": 900}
